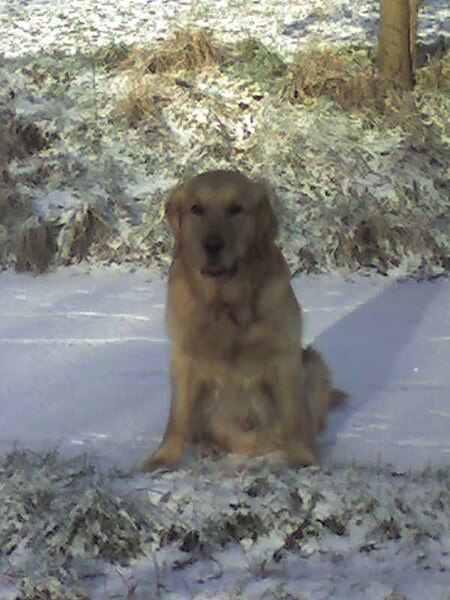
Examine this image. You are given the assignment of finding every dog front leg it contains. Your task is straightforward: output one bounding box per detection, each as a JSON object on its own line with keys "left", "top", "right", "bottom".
{"left": 268, "top": 354, "right": 317, "bottom": 468}
{"left": 141, "top": 353, "right": 202, "bottom": 471}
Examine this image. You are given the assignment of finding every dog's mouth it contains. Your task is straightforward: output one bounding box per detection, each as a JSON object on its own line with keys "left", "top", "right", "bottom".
{"left": 201, "top": 261, "right": 238, "bottom": 279}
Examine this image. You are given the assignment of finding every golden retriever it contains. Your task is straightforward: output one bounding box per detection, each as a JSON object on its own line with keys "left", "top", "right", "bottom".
{"left": 141, "top": 170, "right": 343, "bottom": 470}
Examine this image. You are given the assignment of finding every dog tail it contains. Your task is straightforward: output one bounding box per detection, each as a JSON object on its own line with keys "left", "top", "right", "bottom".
{"left": 303, "top": 346, "right": 347, "bottom": 409}
{"left": 330, "top": 388, "right": 348, "bottom": 408}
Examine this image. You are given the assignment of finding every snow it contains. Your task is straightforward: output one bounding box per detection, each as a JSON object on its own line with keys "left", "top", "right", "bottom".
{"left": 0, "top": 267, "right": 168, "bottom": 467}
{"left": 0, "top": 267, "right": 450, "bottom": 470}
{"left": 0, "top": 0, "right": 448, "bottom": 59}
{"left": 2, "top": 267, "right": 450, "bottom": 472}
{"left": 0, "top": 0, "right": 449, "bottom": 596}
{"left": 1, "top": 267, "right": 450, "bottom": 598}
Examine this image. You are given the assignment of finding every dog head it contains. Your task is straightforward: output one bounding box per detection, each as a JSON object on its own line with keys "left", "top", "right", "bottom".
{"left": 167, "top": 170, "right": 278, "bottom": 280}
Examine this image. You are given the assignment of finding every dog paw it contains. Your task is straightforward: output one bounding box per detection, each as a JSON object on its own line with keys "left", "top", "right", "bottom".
{"left": 285, "top": 444, "right": 317, "bottom": 468}
{"left": 140, "top": 445, "right": 183, "bottom": 472}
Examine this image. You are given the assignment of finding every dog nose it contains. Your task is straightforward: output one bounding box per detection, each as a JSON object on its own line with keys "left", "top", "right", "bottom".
{"left": 202, "top": 235, "right": 224, "bottom": 256}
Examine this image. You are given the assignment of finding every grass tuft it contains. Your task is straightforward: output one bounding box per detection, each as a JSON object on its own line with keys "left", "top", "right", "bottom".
{"left": 286, "top": 47, "right": 398, "bottom": 112}
{"left": 416, "top": 50, "right": 450, "bottom": 92}
{"left": 224, "top": 38, "right": 287, "bottom": 91}
{"left": 123, "top": 29, "right": 223, "bottom": 75}
{"left": 15, "top": 217, "right": 55, "bottom": 274}
{"left": 56, "top": 202, "right": 115, "bottom": 264}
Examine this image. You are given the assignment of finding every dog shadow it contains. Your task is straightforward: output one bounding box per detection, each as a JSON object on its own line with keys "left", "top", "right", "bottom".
{"left": 311, "top": 278, "right": 441, "bottom": 461}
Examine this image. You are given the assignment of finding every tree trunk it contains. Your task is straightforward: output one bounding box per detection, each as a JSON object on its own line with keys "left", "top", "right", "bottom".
{"left": 377, "top": 0, "right": 423, "bottom": 90}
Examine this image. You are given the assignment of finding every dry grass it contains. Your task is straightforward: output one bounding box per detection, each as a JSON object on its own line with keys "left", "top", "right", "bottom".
{"left": 224, "top": 38, "right": 287, "bottom": 92}
{"left": 0, "top": 184, "right": 31, "bottom": 224}
{"left": 285, "top": 47, "right": 400, "bottom": 112}
{"left": 288, "top": 182, "right": 450, "bottom": 276}
{"left": 116, "top": 33, "right": 449, "bottom": 131}
{"left": 327, "top": 207, "right": 447, "bottom": 275}
{"left": 0, "top": 111, "right": 47, "bottom": 160}
{"left": 109, "top": 35, "right": 450, "bottom": 276}
{"left": 114, "top": 28, "right": 448, "bottom": 131}
{"left": 0, "top": 112, "right": 54, "bottom": 272}
{"left": 115, "top": 29, "right": 224, "bottom": 127}
{"left": 122, "top": 29, "right": 223, "bottom": 75}
{"left": 416, "top": 50, "right": 450, "bottom": 91}
{"left": 93, "top": 42, "right": 133, "bottom": 71}
{"left": 285, "top": 46, "right": 450, "bottom": 122}
{"left": 115, "top": 77, "right": 167, "bottom": 128}
{"left": 286, "top": 48, "right": 450, "bottom": 103}
{"left": 56, "top": 203, "right": 114, "bottom": 264}
{"left": 19, "top": 579, "right": 89, "bottom": 600}
{"left": 0, "top": 187, "right": 28, "bottom": 269}
{"left": 15, "top": 217, "right": 55, "bottom": 274}
{"left": 116, "top": 32, "right": 287, "bottom": 127}
{"left": 2, "top": 30, "right": 448, "bottom": 276}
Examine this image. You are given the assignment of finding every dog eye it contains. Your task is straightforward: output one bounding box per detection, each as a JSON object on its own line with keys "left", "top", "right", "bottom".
{"left": 191, "top": 204, "right": 205, "bottom": 216}
{"left": 227, "top": 204, "right": 243, "bottom": 216}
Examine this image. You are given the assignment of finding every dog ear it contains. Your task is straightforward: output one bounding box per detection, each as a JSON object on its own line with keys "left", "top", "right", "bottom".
{"left": 254, "top": 182, "right": 279, "bottom": 253}
{"left": 166, "top": 183, "right": 187, "bottom": 255}
{"left": 166, "top": 183, "right": 186, "bottom": 233}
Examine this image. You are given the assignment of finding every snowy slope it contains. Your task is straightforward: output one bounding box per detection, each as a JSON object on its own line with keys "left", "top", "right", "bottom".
{"left": 1, "top": 0, "right": 449, "bottom": 277}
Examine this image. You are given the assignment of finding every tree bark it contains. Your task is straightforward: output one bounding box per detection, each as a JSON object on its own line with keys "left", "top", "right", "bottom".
{"left": 377, "top": 0, "right": 423, "bottom": 90}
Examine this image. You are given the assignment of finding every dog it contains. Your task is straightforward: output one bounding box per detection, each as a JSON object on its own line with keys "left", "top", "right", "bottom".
{"left": 189, "top": 346, "right": 344, "bottom": 460}
{"left": 141, "top": 170, "right": 343, "bottom": 470}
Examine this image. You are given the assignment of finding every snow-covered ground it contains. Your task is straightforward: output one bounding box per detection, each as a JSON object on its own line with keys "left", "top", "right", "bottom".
{"left": 1, "top": 267, "right": 450, "bottom": 599}
{"left": 1, "top": 0, "right": 450, "bottom": 597}
{"left": 0, "top": 0, "right": 448, "bottom": 59}
{"left": 2, "top": 267, "right": 450, "bottom": 472}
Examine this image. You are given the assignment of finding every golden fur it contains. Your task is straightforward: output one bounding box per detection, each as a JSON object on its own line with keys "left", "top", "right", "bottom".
{"left": 141, "top": 170, "right": 343, "bottom": 470}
